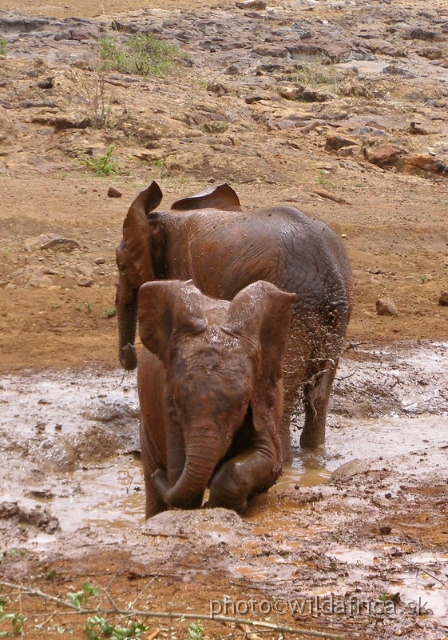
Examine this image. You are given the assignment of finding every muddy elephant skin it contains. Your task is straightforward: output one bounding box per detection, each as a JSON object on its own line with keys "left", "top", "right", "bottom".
{"left": 137, "top": 279, "right": 295, "bottom": 517}
{"left": 116, "top": 182, "right": 354, "bottom": 455}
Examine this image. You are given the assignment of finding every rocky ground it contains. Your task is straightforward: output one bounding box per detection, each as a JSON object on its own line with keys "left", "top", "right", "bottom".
{"left": 0, "top": 0, "right": 447, "bottom": 638}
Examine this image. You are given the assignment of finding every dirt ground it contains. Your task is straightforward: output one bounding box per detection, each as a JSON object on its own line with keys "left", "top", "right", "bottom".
{"left": 0, "top": 0, "right": 447, "bottom": 638}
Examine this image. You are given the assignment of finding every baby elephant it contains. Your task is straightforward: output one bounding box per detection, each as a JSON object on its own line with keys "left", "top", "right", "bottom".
{"left": 137, "top": 279, "right": 295, "bottom": 517}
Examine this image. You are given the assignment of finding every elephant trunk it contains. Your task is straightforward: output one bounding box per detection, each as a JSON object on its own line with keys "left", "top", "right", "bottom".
{"left": 154, "top": 434, "right": 225, "bottom": 508}
{"left": 117, "top": 287, "right": 138, "bottom": 370}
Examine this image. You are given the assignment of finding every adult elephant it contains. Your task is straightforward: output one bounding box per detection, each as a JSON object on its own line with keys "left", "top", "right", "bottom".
{"left": 137, "top": 279, "right": 295, "bottom": 517}
{"left": 115, "top": 181, "right": 353, "bottom": 455}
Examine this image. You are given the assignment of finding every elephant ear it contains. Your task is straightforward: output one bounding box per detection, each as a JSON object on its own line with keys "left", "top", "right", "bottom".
{"left": 138, "top": 280, "right": 207, "bottom": 362}
{"left": 222, "top": 281, "right": 296, "bottom": 383}
{"left": 122, "top": 181, "right": 163, "bottom": 286}
{"left": 171, "top": 183, "right": 241, "bottom": 212}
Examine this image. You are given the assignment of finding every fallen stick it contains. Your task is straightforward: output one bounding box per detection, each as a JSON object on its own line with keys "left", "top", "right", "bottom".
{"left": 0, "top": 580, "right": 345, "bottom": 639}
{"left": 313, "top": 190, "right": 350, "bottom": 205}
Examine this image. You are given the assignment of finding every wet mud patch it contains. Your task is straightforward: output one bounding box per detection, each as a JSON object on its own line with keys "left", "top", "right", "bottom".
{"left": 0, "top": 342, "right": 447, "bottom": 639}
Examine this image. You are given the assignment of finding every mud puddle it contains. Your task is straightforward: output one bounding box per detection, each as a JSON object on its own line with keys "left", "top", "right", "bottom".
{"left": 0, "top": 341, "right": 447, "bottom": 537}
{"left": 1, "top": 342, "right": 447, "bottom": 637}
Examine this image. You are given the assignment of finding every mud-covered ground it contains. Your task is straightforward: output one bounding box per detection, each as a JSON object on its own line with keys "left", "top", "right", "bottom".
{"left": 0, "top": 0, "right": 448, "bottom": 638}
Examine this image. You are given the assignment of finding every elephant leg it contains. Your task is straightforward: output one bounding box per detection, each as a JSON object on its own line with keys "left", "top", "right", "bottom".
{"left": 139, "top": 422, "right": 167, "bottom": 518}
{"left": 206, "top": 450, "right": 280, "bottom": 515}
{"left": 300, "top": 357, "right": 338, "bottom": 448}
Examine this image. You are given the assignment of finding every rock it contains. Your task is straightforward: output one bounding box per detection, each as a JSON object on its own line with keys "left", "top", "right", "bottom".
{"left": 107, "top": 186, "right": 122, "bottom": 198}
{"left": 363, "top": 145, "right": 407, "bottom": 169}
{"left": 142, "top": 508, "right": 250, "bottom": 545}
{"left": 409, "top": 122, "right": 432, "bottom": 135}
{"left": 325, "top": 132, "right": 358, "bottom": 151}
{"left": 25, "top": 234, "right": 80, "bottom": 252}
{"left": 53, "top": 114, "right": 92, "bottom": 131}
{"left": 439, "top": 291, "right": 448, "bottom": 306}
{"left": 376, "top": 297, "right": 398, "bottom": 316}
{"left": 77, "top": 278, "right": 94, "bottom": 287}
{"left": 207, "top": 82, "right": 228, "bottom": 97}
{"left": 278, "top": 85, "right": 329, "bottom": 103}
{"left": 0, "top": 501, "right": 59, "bottom": 534}
{"left": 236, "top": 0, "right": 266, "bottom": 10}
{"left": 37, "top": 77, "right": 54, "bottom": 89}
{"left": 331, "top": 459, "right": 372, "bottom": 483}
{"left": 13, "top": 266, "right": 54, "bottom": 287}
{"left": 245, "top": 91, "right": 272, "bottom": 104}
{"left": 401, "top": 154, "right": 448, "bottom": 177}
{"left": 278, "top": 86, "right": 303, "bottom": 101}
{"left": 407, "top": 28, "right": 438, "bottom": 41}
{"left": 131, "top": 148, "right": 165, "bottom": 163}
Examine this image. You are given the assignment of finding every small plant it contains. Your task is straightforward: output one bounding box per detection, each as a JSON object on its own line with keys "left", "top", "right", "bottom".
{"left": 316, "top": 171, "right": 336, "bottom": 190}
{"left": 378, "top": 592, "right": 401, "bottom": 604}
{"left": 186, "top": 623, "right": 204, "bottom": 640}
{"left": 73, "top": 66, "right": 112, "bottom": 129}
{"left": 103, "top": 305, "right": 116, "bottom": 318}
{"left": 99, "top": 33, "right": 184, "bottom": 77}
{"left": 67, "top": 583, "right": 99, "bottom": 609}
{"left": 152, "top": 158, "right": 165, "bottom": 170}
{"left": 0, "top": 37, "right": 7, "bottom": 56}
{"left": 0, "top": 599, "right": 25, "bottom": 637}
{"left": 80, "top": 145, "right": 120, "bottom": 176}
{"left": 85, "top": 615, "right": 149, "bottom": 639}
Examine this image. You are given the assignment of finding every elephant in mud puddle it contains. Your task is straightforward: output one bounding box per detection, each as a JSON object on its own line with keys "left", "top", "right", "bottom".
{"left": 137, "top": 279, "right": 295, "bottom": 517}
{"left": 116, "top": 181, "right": 353, "bottom": 456}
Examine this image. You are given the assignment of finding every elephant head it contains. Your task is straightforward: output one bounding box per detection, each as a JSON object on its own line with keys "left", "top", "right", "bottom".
{"left": 137, "top": 279, "right": 295, "bottom": 510}
{"left": 115, "top": 181, "right": 241, "bottom": 370}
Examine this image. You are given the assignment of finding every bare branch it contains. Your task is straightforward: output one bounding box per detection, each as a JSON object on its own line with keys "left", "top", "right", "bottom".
{"left": 0, "top": 580, "right": 345, "bottom": 639}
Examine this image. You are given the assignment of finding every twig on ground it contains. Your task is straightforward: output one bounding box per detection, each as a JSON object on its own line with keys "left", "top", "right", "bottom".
{"left": 0, "top": 580, "right": 345, "bottom": 639}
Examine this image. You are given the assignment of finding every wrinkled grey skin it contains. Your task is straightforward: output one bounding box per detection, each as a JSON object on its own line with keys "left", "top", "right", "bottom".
{"left": 116, "top": 182, "right": 353, "bottom": 456}
{"left": 137, "top": 279, "right": 295, "bottom": 517}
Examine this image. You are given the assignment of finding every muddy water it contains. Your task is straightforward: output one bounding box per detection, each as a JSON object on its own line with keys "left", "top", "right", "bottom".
{"left": 1, "top": 341, "right": 447, "bottom": 533}
{"left": 1, "top": 342, "right": 447, "bottom": 632}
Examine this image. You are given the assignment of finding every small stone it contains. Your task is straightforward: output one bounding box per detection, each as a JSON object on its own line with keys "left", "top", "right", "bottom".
{"left": 325, "top": 132, "right": 358, "bottom": 151}
{"left": 77, "top": 278, "right": 94, "bottom": 287}
{"left": 37, "top": 77, "right": 54, "bottom": 89}
{"left": 376, "top": 297, "right": 398, "bottom": 316}
{"left": 94, "top": 258, "right": 106, "bottom": 265}
{"left": 25, "top": 234, "right": 80, "bottom": 252}
{"left": 236, "top": 0, "right": 266, "bottom": 9}
{"left": 379, "top": 525, "right": 392, "bottom": 535}
{"left": 107, "top": 187, "right": 122, "bottom": 198}
{"left": 438, "top": 291, "right": 448, "bottom": 306}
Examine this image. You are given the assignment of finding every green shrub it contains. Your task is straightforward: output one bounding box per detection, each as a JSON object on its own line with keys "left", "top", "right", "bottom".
{"left": 80, "top": 145, "right": 120, "bottom": 176}
{"left": 99, "top": 33, "right": 184, "bottom": 77}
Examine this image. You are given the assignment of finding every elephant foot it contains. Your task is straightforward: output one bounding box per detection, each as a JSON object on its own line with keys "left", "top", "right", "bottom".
{"left": 299, "top": 425, "right": 325, "bottom": 449}
{"left": 120, "top": 343, "right": 137, "bottom": 370}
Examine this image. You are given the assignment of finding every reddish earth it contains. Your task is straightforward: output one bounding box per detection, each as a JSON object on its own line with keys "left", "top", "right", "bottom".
{"left": 0, "top": 0, "right": 447, "bottom": 638}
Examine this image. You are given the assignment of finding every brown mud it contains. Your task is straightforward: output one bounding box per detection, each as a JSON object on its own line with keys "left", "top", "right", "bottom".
{"left": 0, "top": 0, "right": 447, "bottom": 638}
